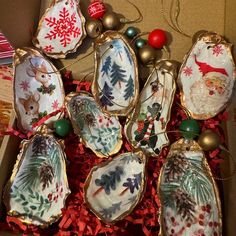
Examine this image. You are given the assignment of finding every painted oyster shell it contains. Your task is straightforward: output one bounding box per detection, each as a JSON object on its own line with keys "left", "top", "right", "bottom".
{"left": 92, "top": 31, "right": 139, "bottom": 116}
{"left": 125, "top": 60, "right": 177, "bottom": 156}
{"left": 33, "top": 0, "right": 86, "bottom": 58}
{"left": 178, "top": 31, "right": 236, "bottom": 119}
{"left": 65, "top": 92, "right": 122, "bottom": 158}
{"left": 14, "top": 48, "right": 64, "bottom": 133}
{"left": 158, "top": 139, "right": 222, "bottom": 236}
{"left": 84, "top": 151, "right": 146, "bottom": 223}
{"left": 3, "top": 130, "right": 70, "bottom": 226}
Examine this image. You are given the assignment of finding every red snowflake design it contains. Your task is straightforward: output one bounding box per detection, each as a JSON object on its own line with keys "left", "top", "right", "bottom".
{"left": 45, "top": 7, "right": 81, "bottom": 47}
{"left": 43, "top": 45, "right": 54, "bottom": 52}
{"left": 52, "top": 100, "right": 59, "bottom": 110}
{"left": 183, "top": 66, "right": 193, "bottom": 77}
{"left": 212, "top": 45, "right": 224, "bottom": 56}
{"left": 19, "top": 80, "right": 30, "bottom": 91}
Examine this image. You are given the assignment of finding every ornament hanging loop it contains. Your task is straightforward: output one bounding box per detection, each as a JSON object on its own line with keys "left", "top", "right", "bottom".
{"left": 119, "top": 0, "right": 143, "bottom": 24}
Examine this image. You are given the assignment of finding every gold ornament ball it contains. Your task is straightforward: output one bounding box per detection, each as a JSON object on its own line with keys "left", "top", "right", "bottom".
{"left": 198, "top": 130, "right": 221, "bottom": 151}
{"left": 138, "top": 45, "right": 156, "bottom": 64}
{"left": 102, "top": 12, "right": 120, "bottom": 30}
{"left": 85, "top": 19, "right": 103, "bottom": 38}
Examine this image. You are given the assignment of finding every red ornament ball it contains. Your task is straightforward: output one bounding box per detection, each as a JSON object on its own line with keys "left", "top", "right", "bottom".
{"left": 88, "top": 0, "right": 106, "bottom": 19}
{"left": 148, "top": 29, "right": 167, "bottom": 49}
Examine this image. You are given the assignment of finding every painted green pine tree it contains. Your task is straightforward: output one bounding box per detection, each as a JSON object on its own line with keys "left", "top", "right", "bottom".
{"left": 93, "top": 166, "right": 124, "bottom": 196}
{"left": 100, "top": 82, "right": 114, "bottom": 108}
{"left": 110, "top": 62, "right": 126, "bottom": 88}
{"left": 101, "top": 56, "right": 111, "bottom": 76}
{"left": 124, "top": 75, "right": 134, "bottom": 101}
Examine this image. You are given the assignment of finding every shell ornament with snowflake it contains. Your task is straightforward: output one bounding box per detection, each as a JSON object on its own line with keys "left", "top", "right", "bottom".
{"left": 158, "top": 139, "right": 222, "bottom": 236}
{"left": 33, "top": 0, "right": 86, "bottom": 58}
{"left": 178, "top": 32, "right": 235, "bottom": 120}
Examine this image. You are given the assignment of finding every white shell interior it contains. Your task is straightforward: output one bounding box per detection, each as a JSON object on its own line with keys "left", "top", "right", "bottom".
{"left": 96, "top": 38, "right": 137, "bottom": 114}
{"left": 159, "top": 147, "right": 221, "bottom": 235}
{"left": 85, "top": 153, "right": 145, "bottom": 223}
{"left": 14, "top": 50, "right": 64, "bottom": 132}
{"left": 35, "top": 0, "right": 84, "bottom": 57}
{"left": 179, "top": 37, "right": 235, "bottom": 119}
{"left": 125, "top": 67, "right": 176, "bottom": 156}
{"left": 68, "top": 94, "right": 122, "bottom": 157}
{"left": 7, "top": 135, "right": 70, "bottom": 226}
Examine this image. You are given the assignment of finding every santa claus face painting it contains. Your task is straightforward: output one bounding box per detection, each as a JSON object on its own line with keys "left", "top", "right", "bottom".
{"left": 178, "top": 32, "right": 235, "bottom": 120}
{"left": 190, "top": 72, "right": 230, "bottom": 115}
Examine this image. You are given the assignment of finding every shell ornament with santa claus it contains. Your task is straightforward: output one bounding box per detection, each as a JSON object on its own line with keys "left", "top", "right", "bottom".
{"left": 178, "top": 32, "right": 235, "bottom": 120}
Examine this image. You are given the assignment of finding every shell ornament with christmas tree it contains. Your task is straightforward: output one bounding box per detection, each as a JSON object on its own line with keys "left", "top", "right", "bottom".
{"left": 84, "top": 151, "right": 146, "bottom": 223}
{"left": 178, "top": 31, "right": 235, "bottom": 119}
{"left": 14, "top": 48, "right": 65, "bottom": 133}
{"left": 158, "top": 139, "right": 222, "bottom": 236}
{"left": 125, "top": 60, "right": 177, "bottom": 156}
{"left": 92, "top": 30, "right": 139, "bottom": 116}
{"left": 3, "top": 126, "right": 70, "bottom": 227}
{"left": 65, "top": 92, "right": 122, "bottom": 158}
{"left": 33, "top": 0, "right": 86, "bottom": 58}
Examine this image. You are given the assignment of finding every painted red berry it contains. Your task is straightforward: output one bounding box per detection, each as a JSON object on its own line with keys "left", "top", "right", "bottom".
{"left": 48, "top": 193, "right": 53, "bottom": 201}
{"left": 171, "top": 216, "right": 175, "bottom": 222}
{"left": 201, "top": 206, "right": 206, "bottom": 211}
{"left": 88, "top": 0, "right": 106, "bottom": 19}
{"left": 209, "top": 222, "right": 213, "bottom": 227}
{"left": 148, "top": 29, "right": 167, "bottom": 49}
{"left": 214, "top": 222, "right": 218, "bottom": 227}
{"left": 199, "top": 220, "right": 204, "bottom": 226}
{"left": 199, "top": 214, "right": 204, "bottom": 219}
{"left": 214, "top": 232, "right": 218, "bottom": 236}
{"left": 187, "top": 223, "right": 191, "bottom": 227}
{"left": 171, "top": 229, "right": 175, "bottom": 233}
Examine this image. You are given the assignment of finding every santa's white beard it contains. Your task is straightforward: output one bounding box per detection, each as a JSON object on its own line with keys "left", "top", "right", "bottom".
{"left": 189, "top": 80, "right": 228, "bottom": 115}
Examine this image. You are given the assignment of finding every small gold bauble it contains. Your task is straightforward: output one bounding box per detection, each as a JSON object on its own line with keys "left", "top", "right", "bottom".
{"left": 198, "top": 129, "right": 221, "bottom": 151}
{"left": 85, "top": 19, "right": 103, "bottom": 38}
{"left": 102, "top": 12, "right": 120, "bottom": 30}
{"left": 138, "top": 45, "right": 156, "bottom": 64}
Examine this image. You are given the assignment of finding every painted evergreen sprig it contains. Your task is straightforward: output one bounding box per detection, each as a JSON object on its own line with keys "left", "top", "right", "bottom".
{"left": 93, "top": 166, "right": 124, "bottom": 196}
{"left": 100, "top": 202, "right": 122, "bottom": 220}
{"left": 119, "top": 172, "right": 142, "bottom": 196}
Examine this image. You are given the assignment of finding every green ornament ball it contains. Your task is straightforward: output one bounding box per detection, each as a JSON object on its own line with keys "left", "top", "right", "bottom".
{"left": 54, "top": 119, "right": 72, "bottom": 137}
{"left": 179, "top": 119, "right": 200, "bottom": 140}
{"left": 135, "top": 38, "right": 146, "bottom": 49}
{"left": 125, "top": 26, "right": 138, "bottom": 39}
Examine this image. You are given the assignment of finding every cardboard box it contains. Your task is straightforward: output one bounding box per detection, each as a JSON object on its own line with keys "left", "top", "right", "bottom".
{"left": 0, "top": 0, "right": 236, "bottom": 235}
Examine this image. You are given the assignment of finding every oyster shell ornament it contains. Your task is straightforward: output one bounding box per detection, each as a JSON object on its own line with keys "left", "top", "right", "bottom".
{"left": 84, "top": 151, "right": 146, "bottom": 223}
{"left": 158, "top": 139, "right": 222, "bottom": 236}
{"left": 3, "top": 126, "right": 70, "bottom": 227}
{"left": 92, "top": 31, "right": 139, "bottom": 116}
{"left": 178, "top": 32, "right": 235, "bottom": 120}
{"left": 33, "top": 0, "right": 86, "bottom": 58}
{"left": 65, "top": 92, "right": 122, "bottom": 158}
{"left": 125, "top": 60, "right": 177, "bottom": 156}
{"left": 14, "top": 48, "right": 65, "bottom": 133}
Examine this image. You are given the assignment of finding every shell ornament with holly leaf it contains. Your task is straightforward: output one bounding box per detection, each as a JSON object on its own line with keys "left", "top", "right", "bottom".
{"left": 33, "top": 0, "right": 86, "bottom": 58}
{"left": 65, "top": 92, "right": 122, "bottom": 158}
{"left": 125, "top": 60, "right": 177, "bottom": 156}
{"left": 158, "top": 139, "right": 222, "bottom": 236}
{"left": 14, "top": 48, "right": 65, "bottom": 133}
{"left": 178, "top": 31, "right": 235, "bottom": 120}
{"left": 84, "top": 151, "right": 146, "bottom": 223}
{"left": 92, "top": 30, "right": 139, "bottom": 116}
{"left": 3, "top": 126, "right": 70, "bottom": 227}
